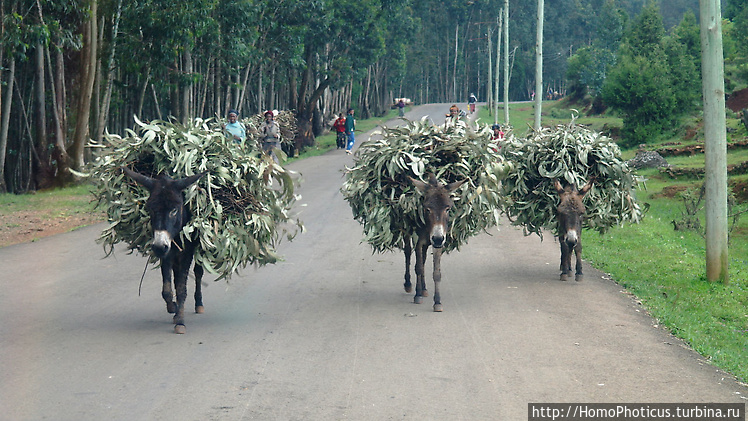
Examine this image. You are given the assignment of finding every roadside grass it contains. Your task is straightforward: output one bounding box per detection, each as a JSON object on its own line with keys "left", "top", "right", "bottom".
{"left": 476, "top": 100, "right": 623, "bottom": 135}
{"left": 0, "top": 184, "right": 99, "bottom": 218}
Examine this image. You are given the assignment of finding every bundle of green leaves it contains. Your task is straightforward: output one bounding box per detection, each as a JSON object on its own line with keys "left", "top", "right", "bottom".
{"left": 500, "top": 119, "right": 645, "bottom": 238}
{"left": 88, "top": 117, "right": 302, "bottom": 280}
{"left": 341, "top": 117, "right": 509, "bottom": 253}
{"left": 244, "top": 110, "right": 298, "bottom": 151}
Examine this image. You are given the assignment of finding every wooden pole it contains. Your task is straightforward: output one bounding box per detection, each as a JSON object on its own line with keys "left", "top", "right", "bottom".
{"left": 503, "top": 0, "right": 509, "bottom": 125}
{"left": 534, "top": 0, "right": 544, "bottom": 130}
{"left": 699, "top": 0, "right": 728, "bottom": 283}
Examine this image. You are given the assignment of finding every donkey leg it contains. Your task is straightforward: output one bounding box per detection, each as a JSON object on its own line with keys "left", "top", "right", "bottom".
{"left": 574, "top": 241, "right": 584, "bottom": 282}
{"left": 172, "top": 258, "right": 191, "bottom": 334}
{"left": 161, "top": 263, "right": 177, "bottom": 313}
{"left": 559, "top": 242, "right": 571, "bottom": 282}
{"left": 403, "top": 237, "right": 413, "bottom": 293}
{"left": 419, "top": 242, "right": 429, "bottom": 297}
{"left": 194, "top": 263, "right": 205, "bottom": 314}
{"left": 432, "top": 248, "right": 444, "bottom": 312}
{"left": 413, "top": 239, "right": 426, "bottom": 304}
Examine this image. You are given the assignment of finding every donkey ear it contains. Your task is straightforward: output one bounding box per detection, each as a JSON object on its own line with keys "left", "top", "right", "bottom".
{"left": 446, "top": 179, "right": 467, "bottom": 193}
{"left": 408, "top": 176, "right": 429, "bottom": 193}
{"left": 553, "top": 178, "right": 564, "bottom": 194}
{"left": 579, "top": 178, "right": 594, "bottom": 196}
{"left": 173, "top": 171, "right": 207, "bottom": 191}
{"left": 123, "top": 167, "right": 155, "bottom": 191}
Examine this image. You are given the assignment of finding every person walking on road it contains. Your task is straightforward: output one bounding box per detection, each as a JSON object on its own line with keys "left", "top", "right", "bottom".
{"left": 261, "top": 110, "right": 281, "bottom": 163}
{"left": 397, "top": 99, "right": 406, "bottom": 117}
{"left": 333, "top": 113, "right": 347, "bottom": 149}
{"left": 345, "top": 108, "right": 356, "bottom": 155}
{"left": 468, "top": 93, "right": 477, "bottom": 114}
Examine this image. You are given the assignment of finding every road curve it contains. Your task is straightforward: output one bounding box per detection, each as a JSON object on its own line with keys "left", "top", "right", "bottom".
{"left": 1, "top": 103, "right": 746, "bottom": 420}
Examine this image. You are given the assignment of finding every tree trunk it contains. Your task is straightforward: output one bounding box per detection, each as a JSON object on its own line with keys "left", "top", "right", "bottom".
{"left": 182, "top": 48, "right": 192, "bottom": 124}
{"left": 0, "top": 57, "right": 15, "bottom": 193}
{"left": 71, "top": 0, "right": 98, "bottom": 171}
{"left": 96, "top": 0, "right": 122, "bottom": 141}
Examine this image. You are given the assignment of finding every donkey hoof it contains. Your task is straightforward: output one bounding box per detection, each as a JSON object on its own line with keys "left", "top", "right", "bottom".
{"left": 575, "top": 274, "right": 583, "bottom": 282}
{"left": 166, "top": 302, "right": 177, "bottom": 314}
{"left": 560, "top": 273, "right": 569, "bottom": 282}
{"left": 421, "top": 290, "right": 429, "bottom": 297}
{"left": 433, "top": 303, "right": 443, "bottom": 312}
{"left": 414, "top": 295, "right": 424, "bottom": 304}
{"left": 195, "top": 305, "right": 205, "bottom": 314}
{"left": 404, "top": 285, "right": 413, "bottom": 293}
{"left": 174, "top": 324, "right": 186, "bottom": 334}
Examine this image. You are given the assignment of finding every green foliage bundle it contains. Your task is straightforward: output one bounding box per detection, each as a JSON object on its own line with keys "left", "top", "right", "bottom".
{"left": 341, "top": 118, "right": 509, "bottom": 253}
{"left": 88, "top": 117, "right": 302, "bottom": 280}
{"left": 500, "top": 119, "right": 645, "bottom": 238}
{"left": 243, "top": 110, "right": 298, "bottom": 151}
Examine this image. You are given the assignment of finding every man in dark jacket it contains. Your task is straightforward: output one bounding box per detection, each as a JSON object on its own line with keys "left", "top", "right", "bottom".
{"left": 345, "top": 108, "right": 356, "bottom": 155}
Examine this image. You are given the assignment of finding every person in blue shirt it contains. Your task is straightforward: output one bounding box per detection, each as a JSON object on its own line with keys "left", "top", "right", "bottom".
{"left": 223, "top": 109, "right": 246, "bottom": 143}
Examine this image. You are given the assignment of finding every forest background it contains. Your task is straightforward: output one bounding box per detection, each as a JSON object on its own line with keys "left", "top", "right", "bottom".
{"left": 1, "top": 0, "right": 747, "bottom": 194}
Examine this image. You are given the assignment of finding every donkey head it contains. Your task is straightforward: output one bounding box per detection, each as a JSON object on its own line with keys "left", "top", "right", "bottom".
{"left": 554, "top": 178, "right": 593, "bottom": 247}
{"left": 123, "top": 168, "right": 206, "bottom": 258}
{"left": 409, "top": 174, "right": 467, "bottom": 249}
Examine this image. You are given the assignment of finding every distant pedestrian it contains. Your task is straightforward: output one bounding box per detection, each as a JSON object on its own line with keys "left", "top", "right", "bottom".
{"left": 223, "top": 109, "right": 246, "bottom": 143}
{"left": 261, "top": 110, "right": 281, "bottom": 163}
{"left": 397, "top": 98, "right": 406, "bottom": 117}
{"left": 468, "top": 93, "right": 477, "bottom": 114}
{"left": 333, "top": 113, "right": 347, "bottom": 149}
{"left": 345, "top": 108, "right": 356, "bottom": 155}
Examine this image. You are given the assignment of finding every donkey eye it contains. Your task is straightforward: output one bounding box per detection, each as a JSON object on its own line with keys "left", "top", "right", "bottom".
{"left": 169, "top": 209, "right": 179, "bottom": 218}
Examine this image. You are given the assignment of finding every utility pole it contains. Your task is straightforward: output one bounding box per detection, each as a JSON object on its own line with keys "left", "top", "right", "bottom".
{"left": 495, "top": 11, "right": 502, "bottom": 125}
{"left": 700, "top": 0, "right": 728, "bottom": 283}
{"left": 534, "top": 0, "right": 544, "bottom": 130}
{"left": 503, "top": 0, "right": 509, "bottom": 125}
{"left": 487, "top": 27, "right": 493, "bottom": 117}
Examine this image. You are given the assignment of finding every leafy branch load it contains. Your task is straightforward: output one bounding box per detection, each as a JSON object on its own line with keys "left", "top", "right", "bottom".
{"left": 243, "top": 110, "right": 298, "bottom": 152}
{"left": 341, "top": 118, "right": 510, "bottom": 253}
{"left": 88, "top": 117, "right": 302, "bottom": 280}
{"left": 500, "top": 118, "right": 645, "bottom": 237}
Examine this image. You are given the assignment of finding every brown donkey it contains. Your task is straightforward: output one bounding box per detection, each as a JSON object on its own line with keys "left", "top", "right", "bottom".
{"left": 554, "top": 178, "right": 593, "bottom": 282}
{"left": 403, "top": 174, "right": 466, "bottom": 311}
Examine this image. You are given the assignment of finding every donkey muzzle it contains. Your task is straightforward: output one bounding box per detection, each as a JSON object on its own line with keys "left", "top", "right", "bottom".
{"left": 431, "top": 224, "right": 446, "bottom": 248}
{"left": 152, "top": 230, "right": 172, "bottom": 257}
{"left": 564, "top": 230, "right": 579, "bottom": 247}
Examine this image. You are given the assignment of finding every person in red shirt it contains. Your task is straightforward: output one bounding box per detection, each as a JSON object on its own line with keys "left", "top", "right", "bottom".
{"left": 333, "top": 113, "right": 347, "bottom": 149}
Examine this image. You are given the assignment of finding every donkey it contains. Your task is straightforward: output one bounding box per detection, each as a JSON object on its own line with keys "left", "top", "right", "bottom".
{"left": 554, "top": 178, "right": 593, "bottom": 282}
{"left": 123, "top": 168, "right": 207, "bottom": 334}
{"left": 403, "top": 174, "right": 466, "bottom": 311}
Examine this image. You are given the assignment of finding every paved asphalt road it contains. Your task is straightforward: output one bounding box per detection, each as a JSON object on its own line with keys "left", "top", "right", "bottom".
{"left": 1, "top": 103, "right": 746, "bottom": 420}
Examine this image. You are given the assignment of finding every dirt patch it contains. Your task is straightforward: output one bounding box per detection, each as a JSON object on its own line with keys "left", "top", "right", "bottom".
{"left": 0, "top": 210, "right": 104, "bottom": 248}
{"left": 726, "top": 88, "right": 748, "bottom": 112}
{"left": 651, "top": 185, "right": 689, "bottom": 199}
{"left": 731, "top": 179, "right": 748, "bottom": 203}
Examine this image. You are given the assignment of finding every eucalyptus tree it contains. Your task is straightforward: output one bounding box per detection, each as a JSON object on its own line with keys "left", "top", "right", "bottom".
{"left": 0, "top": 0, "right": 88, "bottom": 191}
{"left": 274, "top": 0, "right": 385, "bottom": 148}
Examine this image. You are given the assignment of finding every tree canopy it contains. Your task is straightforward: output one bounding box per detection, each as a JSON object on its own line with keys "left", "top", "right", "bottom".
{"left": 1, "top": 0, "right": 746, "bottom": 192}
